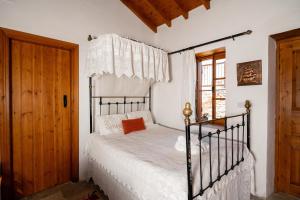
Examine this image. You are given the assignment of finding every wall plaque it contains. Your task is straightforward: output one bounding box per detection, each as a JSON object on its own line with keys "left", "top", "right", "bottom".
{"left": 237, "top": 60, "right": 262, "bottom": 86}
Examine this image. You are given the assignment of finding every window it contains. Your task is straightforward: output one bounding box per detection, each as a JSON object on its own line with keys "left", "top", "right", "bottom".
{"left": 196, "top": 49, "right": 226, "bottom": 123}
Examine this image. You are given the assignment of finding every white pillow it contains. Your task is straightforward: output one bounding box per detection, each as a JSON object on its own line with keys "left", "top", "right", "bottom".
{"left": 97, "top": 114, "right": 127, "bottom": 135}
{"left": 126, "top": 110, "right": 154, "bottom": 126}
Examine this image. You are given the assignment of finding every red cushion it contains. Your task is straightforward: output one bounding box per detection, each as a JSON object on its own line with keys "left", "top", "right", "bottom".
{"left": 122, "top": 118, "right": 146, "bottom": 134}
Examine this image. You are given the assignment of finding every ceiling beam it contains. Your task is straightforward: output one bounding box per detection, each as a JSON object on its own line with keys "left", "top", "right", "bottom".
{"left": 121, "top": 0, "right": 157, "bottom": 33}
{"left": 200, "top": 0, "right": 210, "bottom": 9}
{"left": 143, "top": 0, "right": 171, "bottom": 27}
{"left": 172, "top": 0, "right": 189, "bottom": 19}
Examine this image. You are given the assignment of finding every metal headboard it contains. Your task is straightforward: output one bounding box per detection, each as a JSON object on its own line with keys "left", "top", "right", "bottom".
{"left": 89, "top": 76, "right": 151, "bottom": 133}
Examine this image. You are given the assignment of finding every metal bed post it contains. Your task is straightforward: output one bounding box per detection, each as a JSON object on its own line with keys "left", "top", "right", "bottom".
{"left": 183, "top": 100, "right": 251, "bottom": 199}
{"left": 149, "top": 86, "right": 151, "bottom": 111}
{"left": 89, "top": 76, "right": 93, "bottom": 133}
{"left": 245, "top": 100, "right": 251, "bottom": 150}
{"left": 183, "top": 103, "right": 193, "bottom": 200}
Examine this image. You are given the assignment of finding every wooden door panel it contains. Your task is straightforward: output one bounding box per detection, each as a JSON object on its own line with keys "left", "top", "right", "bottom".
{"left": 292, "top": 50, "right": 300, "bottom": 110}
{"left": 291, "top": 111, "right": 300, "bottom": 137}
{"left": 277, "top": 37, "right": 300, "bottom": 197}
{"left": 32, "top": 45, "right": 44, "bottom": 193}
{"left": 61, "top": 49, "right": 71, "bottom": 184}
{"left": 42, "top": 46, "right": 56, "bottom": 189}
{"left": 21, "top": 42, "right": 35, "bottom": 194}
{"left": 11, "top": 40, "right": 23, "bottom": 194}
{"left": 55, "top": 49, "right": 71, "bottom": 184}
{"left": 290, "top": 141, "right": 300, "bottom": 186}
{"left": 11, "top": 39, "right": 72, "bottom": 196}
{"left": 0, "top": 28, "right": 78, "bottom": 199}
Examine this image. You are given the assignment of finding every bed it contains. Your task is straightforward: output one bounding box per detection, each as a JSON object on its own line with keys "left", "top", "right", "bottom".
{"left": 86, "top": 124, "right": 253, "bottom": 200}
{"left": 85, "top": 77, "right": 254, "bottom": 200}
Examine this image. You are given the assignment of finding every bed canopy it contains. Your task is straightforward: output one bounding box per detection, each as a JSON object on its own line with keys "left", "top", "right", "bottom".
{"left": 86, "top": 34, "right": 170, "bottom": 82}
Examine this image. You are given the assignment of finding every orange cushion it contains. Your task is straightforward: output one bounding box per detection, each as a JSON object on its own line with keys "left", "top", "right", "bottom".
{"left": 122, "top": 118, "right": 146, "bottom": 134}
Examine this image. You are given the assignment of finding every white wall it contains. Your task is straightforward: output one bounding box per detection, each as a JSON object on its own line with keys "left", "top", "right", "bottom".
{"left": 2, "top": 0, "right": 300, "bottom": 198}
{"left": 152, "top": 0, "right": 300, "bottom": 198}
{"left": 0, "top": 0, "right": 154, "bottom": 179}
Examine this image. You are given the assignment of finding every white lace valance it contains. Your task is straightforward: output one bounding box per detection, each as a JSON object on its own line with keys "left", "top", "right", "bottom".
{"left": 85, "top": 34, "right": 170, "bottom": 82}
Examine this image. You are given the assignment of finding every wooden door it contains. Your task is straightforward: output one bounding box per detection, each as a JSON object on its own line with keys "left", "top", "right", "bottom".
{"left": 0, "top": 28, "right": 79, "bottom": 199}
{"left": 11, "top": 39, "right": 72, "bottom": 196}
{"left": 277, "top": 36, "right": 300, "bottom": 197}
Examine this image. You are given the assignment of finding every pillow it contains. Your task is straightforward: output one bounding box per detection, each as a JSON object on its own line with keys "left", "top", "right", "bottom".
{"left": 126, "top": 110, "right": 154, "bottom": 126}
{"left": 122, "top": 118, "right": 146, "bottom": 134}
{"left": 98, "top": 114, "right": 127, "bottom": 135}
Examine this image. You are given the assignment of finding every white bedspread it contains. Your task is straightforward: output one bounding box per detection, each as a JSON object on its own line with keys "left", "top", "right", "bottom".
{"left": 85, "top": 125, "right": 254, "bottom": 200}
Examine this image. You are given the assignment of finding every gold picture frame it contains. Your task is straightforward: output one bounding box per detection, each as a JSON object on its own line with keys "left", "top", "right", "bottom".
{"left": 237, "top": 60, "right": 262, "bottom": 86}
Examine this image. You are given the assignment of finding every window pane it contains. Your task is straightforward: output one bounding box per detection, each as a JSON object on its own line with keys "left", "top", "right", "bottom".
{"left": 216, "top": 59, "right": 225, "bottom": 78}
{"left": 201, "top": 59, "right": 213, "bottom": 87}
{"left": 202, "top": 90, "right": 212, "bottom": 120}
{"left": 216, "top": 100, "right": 226, "bottom": 118}
{"left": 198, "top": 53, "right": 226, "bottom": 121}
{"left": 202, "top": 59, "right": 213, "bottom": 65}
{"left": 216, "top": 79, "right": 225, "bottom": 86}
{"left": 201, "top": 59, "right": 213, "bottom": 120}
{"left": 216, "top": 88, "right": 226, "bottom": 99}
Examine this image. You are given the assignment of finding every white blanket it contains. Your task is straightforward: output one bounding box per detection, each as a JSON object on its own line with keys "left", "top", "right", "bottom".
{"left": 85, "top": 124, "right": 254, "bottom": 200}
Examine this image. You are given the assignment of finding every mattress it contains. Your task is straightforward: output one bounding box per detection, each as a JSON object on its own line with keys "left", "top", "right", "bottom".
{"left": 85, "top": 124, "right": 254, "bottom": 200}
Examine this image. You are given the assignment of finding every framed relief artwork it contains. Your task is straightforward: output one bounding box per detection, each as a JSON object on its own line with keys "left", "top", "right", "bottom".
{"left": 237, "top": 60, "right": 262, "bottom": 86}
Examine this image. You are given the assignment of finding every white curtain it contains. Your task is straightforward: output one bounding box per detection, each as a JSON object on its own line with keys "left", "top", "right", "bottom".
{"left": 180, "top": 50, "right": 197, "bottom": 120}
{"left": 93, "top": 74, "right": 151, "bottom": 97}
{"left": 85, "top": 34, "right": 169, "bottom": 82}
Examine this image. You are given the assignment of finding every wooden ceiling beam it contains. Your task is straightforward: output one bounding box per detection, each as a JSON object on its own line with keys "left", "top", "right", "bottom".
{"left": 200, "top": 0, "right": 210, "bottom": 9}
{"left": 121, "top": 0, "right": 157, "bottom": 33}
{"left": 143, "top": 0, "right": 171, "bottom": 27}
{"left": 172, "top": 0, "right": 189, "bottom": 19}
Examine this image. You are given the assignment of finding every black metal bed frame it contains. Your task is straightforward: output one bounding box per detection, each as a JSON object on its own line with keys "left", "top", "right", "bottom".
{"left": 89, "top": 76, "right": 151, "bottom": 133}
{"left": 89, "top": 75, "right": 251, "bottom": 199}
{"left": 183, "top": 101, "right": 251, "bottom": 200}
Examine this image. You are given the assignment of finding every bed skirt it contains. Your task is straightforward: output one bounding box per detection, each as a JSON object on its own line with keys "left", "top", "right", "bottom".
{"left": 87, "top": 157, "right": 252, "bottom": 200}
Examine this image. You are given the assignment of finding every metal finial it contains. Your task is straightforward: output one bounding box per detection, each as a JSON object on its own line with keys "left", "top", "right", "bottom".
{"left": 246, "top": 30, "right": 253, "bottom": 34}
{"left": 88, "top": 35, "right": 93, "bottom": 41}
{"left": 183, "top": 102, "right": 193, "bottom": 125}
{"left": 244, "top": 100, "right": 251, "bottom": 113}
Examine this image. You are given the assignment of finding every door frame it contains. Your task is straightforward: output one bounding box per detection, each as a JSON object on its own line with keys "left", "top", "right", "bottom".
{"left": 0, "top": 27, "right": 79, "bottom": 199}
{"left": 271, "top": 28, "right": 300, "bottom": 193}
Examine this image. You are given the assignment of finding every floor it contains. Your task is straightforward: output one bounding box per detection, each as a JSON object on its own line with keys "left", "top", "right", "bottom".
{"left": 21, "top": 182, "right": 300, "bottom": 200}
{"left": 21, "top": 182, "right": 108, "bottom": 200}
{"left": 265, "top": 193, "right": 300, "bottom": 200}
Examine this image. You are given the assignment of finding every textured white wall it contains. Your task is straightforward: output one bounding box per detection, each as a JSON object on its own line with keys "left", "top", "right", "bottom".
{"left": 0, "top": 0, "right": 154, "bottom": 180}
{"left": 152, "top": 0, "right": 300, "bottom": 197}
